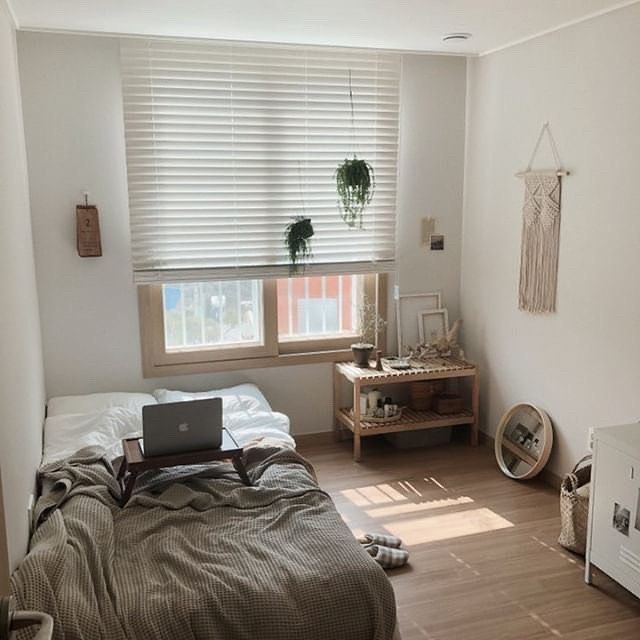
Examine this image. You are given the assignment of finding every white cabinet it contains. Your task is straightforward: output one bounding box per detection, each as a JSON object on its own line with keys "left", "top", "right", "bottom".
{"left": 585, "top": 423, "right": 640, "bottom": 598}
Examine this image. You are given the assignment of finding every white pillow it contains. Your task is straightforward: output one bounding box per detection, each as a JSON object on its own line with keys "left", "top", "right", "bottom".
{"left": 42, "top": 407, "right": 142, "bottom": 466}
{"left": 153, "top": 383, "right": 272, "bottom": 413}
{"left": 47, "top": 392, "right": 157, "bottom": 417}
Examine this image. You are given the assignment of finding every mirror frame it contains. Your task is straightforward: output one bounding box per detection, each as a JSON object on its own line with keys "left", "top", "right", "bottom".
{"left": 494, "top": 402, "right": 553, "bottom": 480}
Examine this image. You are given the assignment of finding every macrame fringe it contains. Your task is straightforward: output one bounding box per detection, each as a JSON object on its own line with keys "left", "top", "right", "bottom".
{"left": 519, "top": 175, "right": 561, "bottom": 313}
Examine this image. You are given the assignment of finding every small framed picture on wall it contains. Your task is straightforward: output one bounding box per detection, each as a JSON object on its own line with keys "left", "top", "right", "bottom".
{"left": 430, "top": 234, "right": 444, "bottom": 251}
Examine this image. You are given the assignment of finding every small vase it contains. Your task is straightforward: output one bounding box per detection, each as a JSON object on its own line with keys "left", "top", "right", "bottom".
{"left": 351, "top": 343, "right": 374, "bottom": 368}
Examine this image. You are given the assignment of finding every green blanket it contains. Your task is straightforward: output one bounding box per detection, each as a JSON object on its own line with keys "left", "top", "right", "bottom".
{"left": 12, "top": 443, "right": 396, "bottom": 640}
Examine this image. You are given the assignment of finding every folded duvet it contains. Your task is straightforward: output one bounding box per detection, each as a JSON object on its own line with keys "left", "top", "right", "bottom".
{"left": 12, "top": 444, "right": 396, "bottom": 640}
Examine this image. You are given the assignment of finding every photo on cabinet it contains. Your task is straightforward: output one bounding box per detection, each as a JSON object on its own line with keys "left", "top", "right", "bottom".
{"left": 613, "top": 503, "right": 630, "bottom": 536}
{"left": 430, "top": 234, "right": 444, "bottom": 250}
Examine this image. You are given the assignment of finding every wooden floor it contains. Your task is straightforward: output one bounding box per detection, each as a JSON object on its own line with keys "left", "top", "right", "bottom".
{"left": 297, "top": 436, "right": 640, "bottom": 640}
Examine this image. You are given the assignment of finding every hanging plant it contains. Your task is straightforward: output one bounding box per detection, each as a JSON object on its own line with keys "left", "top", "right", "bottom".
{"left": 335, "top": 70, "right": 376, "bottom": 229}
{"left": 336, "top": 156, "right": 375, "bottom": 228}
{"left": 285, "top": 216, "right": 314, "bottom": 275}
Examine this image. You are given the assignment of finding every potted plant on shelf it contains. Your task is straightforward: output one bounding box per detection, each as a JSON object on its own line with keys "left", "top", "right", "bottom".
{"left": 351, "top": 296, "right": 387, "bottom": 368}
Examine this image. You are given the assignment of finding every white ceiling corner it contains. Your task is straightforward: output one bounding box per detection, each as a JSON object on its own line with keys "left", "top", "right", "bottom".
{"left": 4, "top": 0, "right": 21, "bottom": 29}
{"left": 10, "top": 0, "right": 640, "bottom": 56}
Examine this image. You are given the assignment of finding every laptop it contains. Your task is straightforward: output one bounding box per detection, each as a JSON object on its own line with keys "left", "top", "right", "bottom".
{"left": 141, "top": 398, "right": 223, "bottom": 456}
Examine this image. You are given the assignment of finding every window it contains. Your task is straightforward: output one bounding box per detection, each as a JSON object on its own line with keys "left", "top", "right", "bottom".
{"left": 277, "top": 275, "right": 361, "bottom": 340}
{"left": 163, "top": 280, "right": 263, "bottom": 351}
{"left": 122, "top": 38, "right": 397, "bottom": 375}
{"left": 138, "top": 274, "right": 385, "bottom": 376}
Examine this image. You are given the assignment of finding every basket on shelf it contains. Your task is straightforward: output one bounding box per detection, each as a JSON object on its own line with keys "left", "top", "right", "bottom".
{"left": 350, "top": 408, "right": 404, "bottom": 424}
{"left": 433, "top": 393, "right": 464, "bottom": 415}
{"left": 409, "top": 382, "right": 440, "bottom": 411}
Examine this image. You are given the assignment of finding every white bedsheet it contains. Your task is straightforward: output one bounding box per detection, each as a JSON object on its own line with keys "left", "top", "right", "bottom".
{"left": 43, "top": 384, "right": 295, "bottom": 467}
{"left": 47, "top": 392, "right": 157, "bottom": 417}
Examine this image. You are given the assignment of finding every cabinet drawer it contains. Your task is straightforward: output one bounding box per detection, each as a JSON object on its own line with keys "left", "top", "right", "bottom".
{"left": 591, "top": 440, "right": 640, "bottom": 596}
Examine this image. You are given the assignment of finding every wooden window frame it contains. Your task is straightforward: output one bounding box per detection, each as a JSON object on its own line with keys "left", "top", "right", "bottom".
{"left": 138, "top": 274, "right": 387, "bottom": 378}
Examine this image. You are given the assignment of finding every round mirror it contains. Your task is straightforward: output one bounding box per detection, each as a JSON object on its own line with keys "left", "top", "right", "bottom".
{"left": 495, "top": 403, "right": 553, "bottom": 480}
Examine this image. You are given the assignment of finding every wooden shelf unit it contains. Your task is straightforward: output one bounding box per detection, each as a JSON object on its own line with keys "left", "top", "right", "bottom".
{"left": 334, "top": 358, "right": 479, "bottom": 461}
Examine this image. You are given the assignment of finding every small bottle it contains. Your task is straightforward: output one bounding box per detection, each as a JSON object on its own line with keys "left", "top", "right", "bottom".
{"left": 383, "top": 397, "right": 393, "bottom": 418}
{"left": 376, "top": 398, "right": 385, "bottom": 418}
{"left": 367, "top": 389, "right": 382, "bottom": 413}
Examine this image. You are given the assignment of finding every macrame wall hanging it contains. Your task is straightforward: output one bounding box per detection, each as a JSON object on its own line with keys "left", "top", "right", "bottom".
{"left": 515, "top": 122, "right": 570, "bottom": 313}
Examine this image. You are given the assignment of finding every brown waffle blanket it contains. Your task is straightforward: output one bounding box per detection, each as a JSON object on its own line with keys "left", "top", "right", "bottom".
{"left": 11, "top": 444, "right": 396, "bottom": 640}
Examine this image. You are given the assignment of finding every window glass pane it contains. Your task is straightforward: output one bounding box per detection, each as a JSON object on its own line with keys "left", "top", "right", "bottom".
{"left": 277, "top": 275, "right": 363, "bottom": 340}
{"left": 163, "top": 280, "right": 263, "bottom": 350}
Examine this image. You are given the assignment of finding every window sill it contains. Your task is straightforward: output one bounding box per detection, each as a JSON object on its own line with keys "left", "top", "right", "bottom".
{"left": 142, "top": 348, "right": 356, "bottom": 378}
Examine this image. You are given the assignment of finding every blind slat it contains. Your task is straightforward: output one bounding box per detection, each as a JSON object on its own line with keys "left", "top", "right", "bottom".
{"left": 121, "top": 38, "right": 400, "bottom": 281}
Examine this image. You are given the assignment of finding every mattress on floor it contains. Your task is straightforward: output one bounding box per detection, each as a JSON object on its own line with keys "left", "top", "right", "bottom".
{"left": 13, "top": 443, "right": 397, "bottom": 640}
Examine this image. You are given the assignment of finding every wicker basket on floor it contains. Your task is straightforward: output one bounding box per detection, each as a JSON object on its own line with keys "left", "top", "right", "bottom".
{"left": 558, "top": 455, "right": 591, "bottom": 555}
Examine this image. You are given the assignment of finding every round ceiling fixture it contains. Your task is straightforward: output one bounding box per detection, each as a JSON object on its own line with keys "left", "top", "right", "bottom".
{"left": 442, "top": 32, "right": 472, "bottom": 42}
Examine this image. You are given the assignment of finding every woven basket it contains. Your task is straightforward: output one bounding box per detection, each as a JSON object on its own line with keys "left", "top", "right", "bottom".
{"left": 409, "top": 381, "right": 444, "bottom": 411}
{"left": 558, "top": 455, "right": 591, "bottom": 555}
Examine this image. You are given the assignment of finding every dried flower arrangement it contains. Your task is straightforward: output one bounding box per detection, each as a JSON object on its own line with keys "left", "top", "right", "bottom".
{"left": 409, "top": 319, "right": 463, "bottom": 361}
{"left": 351, "top": 295, "right": 387, "bottom": 367}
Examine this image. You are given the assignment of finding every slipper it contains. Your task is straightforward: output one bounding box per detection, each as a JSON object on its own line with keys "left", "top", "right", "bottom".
{"left": 364, "top": 543, "right": 409, "bottom": 570}
{"left": 358, "top": 532, "right": 403, "bottom": 548}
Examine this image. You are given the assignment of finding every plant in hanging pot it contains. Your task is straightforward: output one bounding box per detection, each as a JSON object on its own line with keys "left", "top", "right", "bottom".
{"left": 336, "top": 156, "right": 375, "bottom": 228}
{"left": 335, "top": 70, "right": 376, "bottom": 229}
{"left": 285, "top": 216, "right": 314, "bottom": 275}
{"left": 351, "top": 295, "right": 387, "bottom": 368}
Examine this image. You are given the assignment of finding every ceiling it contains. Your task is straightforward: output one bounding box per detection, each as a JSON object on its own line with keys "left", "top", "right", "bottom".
{"left": 9, "top": 0, "right": 638, "bottom": 55}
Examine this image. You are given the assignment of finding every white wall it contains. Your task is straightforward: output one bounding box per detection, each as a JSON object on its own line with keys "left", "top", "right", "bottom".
{"left": 462, "top": 3, "right": 640, "bottom": 476}
{"left": 17, "top": 31, "right": 466, "bottom": 435}
{"left": 0, "top": 0, "right": 46, "bottom": 586}
{"left": 396, "top": 55, "right": 466, "bottom": 323}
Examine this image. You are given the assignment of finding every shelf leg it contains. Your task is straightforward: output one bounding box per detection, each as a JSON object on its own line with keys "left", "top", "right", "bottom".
{"left": 333, "top": 366, "right": 343, "bottom": 442}
{"left": 471, "top": 371, "right": 480, "bottom": 446}
{"left": 353, "top": 379, "right": 362, "bottom": 462}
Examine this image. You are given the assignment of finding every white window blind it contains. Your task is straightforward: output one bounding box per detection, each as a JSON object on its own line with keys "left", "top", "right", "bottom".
{"left": 120, "top": 38, "right": 400, "bottom": 283}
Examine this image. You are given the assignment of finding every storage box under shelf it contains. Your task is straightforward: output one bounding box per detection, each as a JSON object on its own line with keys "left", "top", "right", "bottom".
{"left": 385, "top": 427, "right": 452, "bottom": 450}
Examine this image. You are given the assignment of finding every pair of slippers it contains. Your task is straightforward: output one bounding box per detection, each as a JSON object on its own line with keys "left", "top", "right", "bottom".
{"left": 358, "top": 533, "right": 409, "bottom": 570}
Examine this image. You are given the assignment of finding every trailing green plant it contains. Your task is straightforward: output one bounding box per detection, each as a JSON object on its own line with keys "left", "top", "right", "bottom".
{"left": 336, "top": 156, "right": 375, "bottom": 228}
{"left": 336, "top": 69, "right": 376, "bottom": 228}
{"left": 284, "top": 216, "right": 314, "bottom": 275}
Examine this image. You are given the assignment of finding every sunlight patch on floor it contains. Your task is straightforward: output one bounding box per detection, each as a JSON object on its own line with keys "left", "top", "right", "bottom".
{"left": 426, "top": 476, "right": 449, "bottom": 492}
{"left": 376, "top": 483, "right": 407, "bottom": 501}
{"left": 383, "top": 508, "right": 514, "bottom": 545}
{"left": 357, "top": 485, "right": 397, "bottom": 504}
{"left": 400, "top": 480, "right": 423, "bottom": 497}
{"left": 341, "top": 488, "right": 375, "bottom": 507}
{"left": 366, "top": 496, "right": 474, "bottom": 518}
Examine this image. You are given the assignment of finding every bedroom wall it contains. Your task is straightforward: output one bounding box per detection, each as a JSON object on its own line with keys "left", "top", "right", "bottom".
{"left": 17, "top": 31, "right": 466, "bottom": 436}
{"left": 461, "top": 2, "right": 640, "bottom": 476}
{"left": 0, "top": 0, "right": 46, "bottom": 588}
